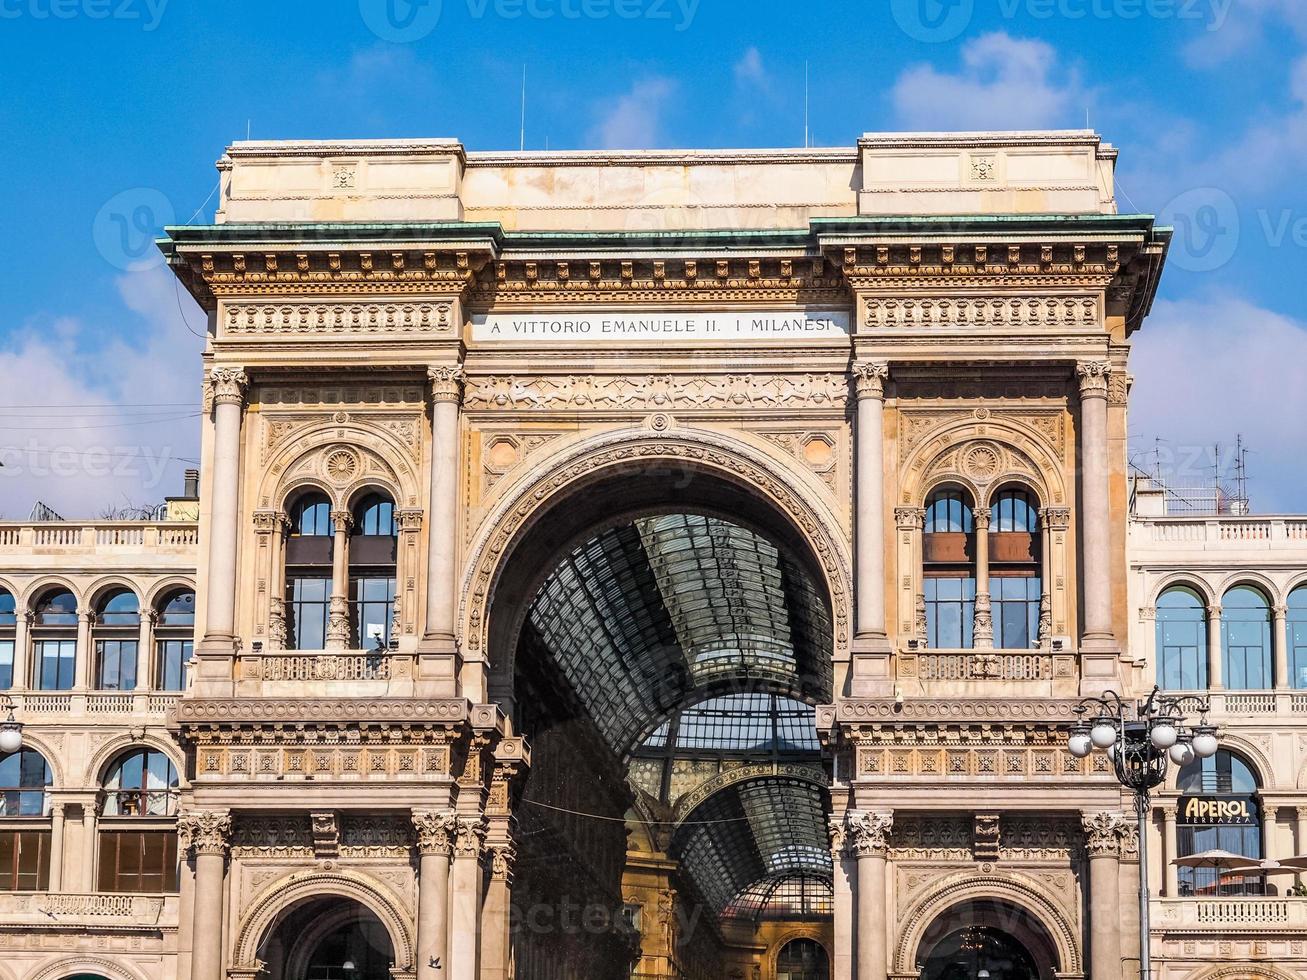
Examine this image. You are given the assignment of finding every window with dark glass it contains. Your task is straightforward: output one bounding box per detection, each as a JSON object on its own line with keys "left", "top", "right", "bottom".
{"left": 95, "top": 588, "right": 139, "bottom": 691}
{"left": 776, "top": 938, "right": 830, "bottom": 980}
{"left": 923, "top": 489, "right": 975, "bottom": 648}
{"left": 0, "top": 750, "right": 52, "bottom": 892}
{"left": 0, "top": 751, "right": 50, "bottom": 817}
{"left": 1177, "top": 750, "right": 1262, "bottom": 896}
{"left": 1290, "top": 587, "right": 1307, "bottom": 690}
{"left": 102, "top": 749, "right": 179, "bottom": 816}
{"left": 98, "top": 749, "right": 180, "bottom": 893}
{"left": 285, "top": 492, "right": 333, "bottom": 650}
{"left": 1157, "top": 587, "right": 1208, "bottom": 690}
{"left": 32, "top": 589, "right": 77, "bottom": 691}
{"left": 154, "top": 590, "right": 195, "bottom": 691}
{"left": 989, "top": 488, "right": 1041, "bottom": 649}
{"left": 1222, "top": 586, "right": 1272, "bottom": 690}
{"left": 0, "top": 590, "right": 14, "bottom": 690}
{"left": 350, "top": 492, "right": 397, "bottom": 648}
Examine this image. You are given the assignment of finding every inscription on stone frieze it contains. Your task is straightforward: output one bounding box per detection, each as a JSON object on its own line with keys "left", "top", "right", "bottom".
{"left": 470, "top": 309, "right": 850, "bottom": 343}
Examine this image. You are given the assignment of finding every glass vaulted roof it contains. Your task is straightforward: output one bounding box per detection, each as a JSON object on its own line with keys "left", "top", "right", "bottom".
{"left": 722, "top": 874, "right": 834, "bottom": 920}
{"left": 526, "top": 513, "right": 832, "bottom": 754}
{"left": 638, "top": 694, "right": 820, "bottom": 754}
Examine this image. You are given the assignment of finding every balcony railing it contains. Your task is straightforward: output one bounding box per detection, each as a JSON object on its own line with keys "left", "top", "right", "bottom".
{"left": 1132, "top": 515, "right": 1307, "bottom": 549}
{"left": 0, "top": 521, "right": 198, "bottom": 551}
{"left": 1152, "top": 897, "right": 1307, "bottom": 930}
{"left": 0, "top": 891, "right": 177, "bottom": 927}
{"left": 2, "top": 692, "right": 181, "bottom": 716}
{"left": 1164, "top": 690, "right": 1307, "bottom": 718}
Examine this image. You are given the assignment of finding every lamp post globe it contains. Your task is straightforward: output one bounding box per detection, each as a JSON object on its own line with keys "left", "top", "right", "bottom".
{"left": 0, "top": 725, "right": 20, "bottom": 755}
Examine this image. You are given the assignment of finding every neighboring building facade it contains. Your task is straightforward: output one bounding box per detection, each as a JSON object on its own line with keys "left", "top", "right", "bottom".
{"left": 0, "top": 130, "right": 1302, "bottom": 980}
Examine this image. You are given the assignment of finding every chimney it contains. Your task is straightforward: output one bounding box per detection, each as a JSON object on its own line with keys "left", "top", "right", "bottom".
{"left": 183, "top": 468, "right": 199, "bottom": 499}
{"left": 164, "top": 468, "right": 202, "bottom": 523}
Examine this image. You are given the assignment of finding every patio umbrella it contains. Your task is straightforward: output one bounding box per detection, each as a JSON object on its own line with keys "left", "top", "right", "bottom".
{"left": 1252, "top": 861, "right": 1302, "bottom": 877}
{"left": 1172, "top": 850, "right": 1262, "bottom": 896}
{"left": 1271, "top": 855, "right": 1307, "bottom": 870}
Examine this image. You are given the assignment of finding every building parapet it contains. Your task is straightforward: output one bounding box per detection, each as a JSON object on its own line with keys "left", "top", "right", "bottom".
{"left": 1130, "top": 514, "right": 1307, "bottom": 551}
{"left": 0, "top": 521, "right": 199, "bottom": 552}
{"left": 0, "top": 891, "right": 178, "bottom": 930}
{"left": 1152, "top": 896, "right": 1307, "bottom": 931}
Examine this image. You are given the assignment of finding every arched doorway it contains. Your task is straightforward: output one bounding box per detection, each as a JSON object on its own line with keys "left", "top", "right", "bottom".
{"left": 481, "top": 457, "right": 839, "bottom": 979}
{"left": 915, "top": 900, "right": 1061, "bottom": 980}
{"left": 257, "top": 897, "right": 395, "bottom": 980}
{"left": 777, "top": 938, "right": 830, "bottom": 980}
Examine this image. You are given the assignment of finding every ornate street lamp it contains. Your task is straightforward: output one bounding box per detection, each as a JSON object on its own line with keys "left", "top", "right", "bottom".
{"left": 0, "top": 696, "right": 23, "bottom": 754}
{"left": 1067, "top": 687, "right": 1218, "bottom": 980}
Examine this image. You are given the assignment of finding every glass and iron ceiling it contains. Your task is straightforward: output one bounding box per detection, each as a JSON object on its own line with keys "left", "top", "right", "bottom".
{"left": 526, "top": 512, "right": 832, "bottom": 755}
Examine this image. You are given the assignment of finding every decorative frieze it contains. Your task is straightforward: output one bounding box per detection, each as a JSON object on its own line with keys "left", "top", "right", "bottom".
{"left": 462, "top": 373, "right": 849, "bottom": 413}
{"left": 223, "top": 301, "right": 455, "bottom": 336}
{"left": 864, "top": 295, "right": 1098, "bottom": 331}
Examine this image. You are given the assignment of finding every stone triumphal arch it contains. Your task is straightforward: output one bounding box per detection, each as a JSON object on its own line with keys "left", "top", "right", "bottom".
{"left": 159, "top": 132, "right": 1169, "bottom": 980}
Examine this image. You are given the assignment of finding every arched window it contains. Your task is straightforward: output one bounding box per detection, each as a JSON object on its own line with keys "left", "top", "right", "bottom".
{"left": 0, "top": 750, "right": 52, "bottom": 891}
{"left": 923, "top": 489, "right": 975, "bottom": 649}
{"left": 1156, "top": 587, "right": 1208, "bottom": 691}
{"left": 1289, "top": 587, "right": 1307, "bottom": 690}
{"left": 1177, "top": 750, "right": 1262, "bottom": 896}
{"left": 154, "top": 590, "right": 195, "bottom": 692}
{"left": 94, "top": 588, "right": 139, "bottom": 691}
{"left": 32, "top": 588, "right": 77, "bottom": 691}
{"left": 350, "top": 492, "right": 398, "bottom": 649}
{"left": 99, "top": 749, "right": 179, "bottom": 894}
{"left": 989, "top": 488, "right": 1041, "bottom": 649}
{"left": 285, "top": 492, "right": 333, "bottom": 650}
{"left": 0, "top": 590, "right": 14, "bottom": 690}
{"left": 776, "top": 938, "right": 830, "bottom": 980}
{"left": 1222, "top": 586, "right": 1272, "bottom": 690}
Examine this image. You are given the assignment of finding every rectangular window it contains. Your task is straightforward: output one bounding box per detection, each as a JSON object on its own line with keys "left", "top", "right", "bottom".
{"left": 993, "top": 576, "right": 1041, "bottom": 649}
{"left": 287, "top": 577, "right": 331, "bottom": 651}
{"left": 155, "top": 639, "right": 192, "bottom": 692}
{"left": 96, "top": 639, "right": 138, "bottom": 691}
{"left": 97, "top": 830, "right": 178, "bottom": 893}
{"left": 350, "top": 576, "right": 396, "bottom": 648}
{"left": 0, "top": 640, "right": 11, "bottom": 690}
{"left": 1294, "top": 620, "right": 1307, "bottom": 689}
{"left": 35, "top": 639, "right": 75, "bottom": 691}
{"left": 1225, "top": 620, "right": 1271, "bottom": 690}
{"left": 0, "top": 831, "right": 50, "bottom": 890}
{"left": 925, "top": 577, "right": 975, "bottom": 648}
{"left": 1177, "top": 824, "right": 1262, "bottom": 896}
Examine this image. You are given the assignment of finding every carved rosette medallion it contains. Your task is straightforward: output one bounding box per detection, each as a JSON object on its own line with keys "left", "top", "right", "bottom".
{"left": 178, "top": 809, "right": 233, "bottom": 857}
{"left": 847, "top": 810, "right": 894, "bottom": 857}
{"left": 325, "top": 450, "right": 361, "bottom": 486}
{"left": 961, "top": 443, "right": 1003, "bottom": 484}
{"left": 412, "top": 809, "right": 459, "bottom": 857}
{"left": 852, "top": 361, "right": 890, "bottom": 400}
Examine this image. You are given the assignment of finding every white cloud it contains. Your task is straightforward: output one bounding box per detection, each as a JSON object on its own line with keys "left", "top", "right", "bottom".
{"left": 734, "top": 47, "right": 767, "bottom": 88}
{"left": 1129, "top": 292, "right": 1307, "bottom": 513}
{"left": 1183, "top": 0, "right": 1307, "bottom": 67}
{"left": 0, "top": 265, "right": 205, "bottom": 519}
{"left": 891, "top": 32, "right": 1085, "bottom": 132}
{"left": 588, "top": 77, "right": 677, "bottom": 150}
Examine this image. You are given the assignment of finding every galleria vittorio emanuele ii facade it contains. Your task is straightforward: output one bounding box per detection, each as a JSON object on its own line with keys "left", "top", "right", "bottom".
{"left": 1, "top": 130, "right": 1306, "bottom": 980}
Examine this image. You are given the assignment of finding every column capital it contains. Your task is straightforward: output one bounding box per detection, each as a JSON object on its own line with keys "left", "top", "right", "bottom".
{"left": 396, "top": 508, "right": 425, "bottom": 532}
{"left": 852, "top": 360, "right": 890, "bottom": 399}
{"left": 1295, "top": 805, "right": 1307, "bottom": 823}
{"left": 428, "top": 365, "right": 465, "bottom": 404}
{"left": 330, "top": 510, "right": 354, "bottom": 535}
{"left": 203, "top": 367, "right": 249, "bottom": 412}
{"left": 412, "top": 808, "right": 459, "bottom": 857}
{"left": 846, "top": 809, "right": 893, "bottom": 857}
{"left": 1207, "top": 604, "right": 1223, "bottom": 620}
{"left": 1075, "top": 360, "right": 1112, "bottom": 399}
{"left": 1081, "top": 809, "right": 1125, "bottom": 856}
{"left": 453, "top": 815, "right": 487, "bottom": 859}
{"left": 177, "top": 808, "right": 233, "bottom": 857}
{"left": 894, "top": 506, "right": 925, "bottom": 531}
{"left": 1274, "top": 604, "right": 1289, "bottom": 619}
{"left": 972, "top": 509, "right": 991, "bottom": 532}
{"left": 252, "top": 510, "right": 290, "bottom": 535}
{"left": 487, "top": 840, "right": 517, "bottom": 882}
{"left": 828, "top": 815, "right": 847, "bottom": 856}
{"left": 1044, "top": 506, "right": 1071, "bottom": 530}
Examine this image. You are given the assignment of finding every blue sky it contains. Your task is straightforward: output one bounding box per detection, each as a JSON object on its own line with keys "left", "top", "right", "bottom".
{"left": 1, "top": 0, "right": 1306, "bottom": 515}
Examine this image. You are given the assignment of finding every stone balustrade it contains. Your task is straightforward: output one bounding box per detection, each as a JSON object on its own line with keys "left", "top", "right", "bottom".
{"left": 0, "top": 891, "right": 177, "bottom": 928}
{"left": 1152, "top": 897, "right": 1307, "bottom": 930}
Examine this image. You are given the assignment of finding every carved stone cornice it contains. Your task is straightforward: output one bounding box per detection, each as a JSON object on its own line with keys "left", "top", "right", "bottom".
{"left": 412, "top": 809, "right": 459, "bottom": 857}
{"left": 852, "top": 361, "right": 890, "bottom": 400}
{"left": 203, "top": 367, "right": 249, "bottom": 413}
{"left": 454, "top": 816, "right": 487, "bottom": 859}
{"left": 429, "top": 365, "right": 465, "bottom": 404}
{"left": 173, "top": 697, "right": 470, "bottom": 726}
{"left": 1075, "top": 360, "right": 1111, "bottom": 399}
{"left": 178, "top": 808, "right": 233, "bottom": 857}
{"left": 837, "top": 243, "right": 1121, "bottom": 289}
{"left": 1081, "top": 810, "right": 1125, "bottom": 857}
{"left": 847, "top": 810, "right": 894, "bottom": 857}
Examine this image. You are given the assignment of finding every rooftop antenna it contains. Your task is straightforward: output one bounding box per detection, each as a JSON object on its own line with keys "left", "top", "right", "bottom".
{"left": 804, "top": 61, "right": 810, "bottom": 148}
{"left": 1234, "top": 433, "right": 1250, "bottom": 510}
{"left": 246, "top": 119, "right": 251, "bottom": 140}
{"left": 520, "top": 64, "right": 527, "bottom": 152}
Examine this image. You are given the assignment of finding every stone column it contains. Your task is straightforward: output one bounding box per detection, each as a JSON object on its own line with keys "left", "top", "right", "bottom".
{"left": 829, "top": 817, "right": 854, "bottom": 980}
{"left": 413, "top": 809, "right": 457, "bottom": 980}
{"left": 848, "top": 810, "right": 892, "bottom": 980}
{"left": 1163, "top": 808, "right": 1179, "bottom": 897}
{"left": 1082, "top": 811, "right": 1123, "bottom": 980}
{"left": 894, "top": 508, "right": 926, "bottom": 647}
{"left": 74, "top": 612, "right": 92, "bottom": 690}
{"left": 448, "top": 815, "right": 486, "bottom": 980}
{"left": 1038, "top": 519, "right": 1053, "bottom": 646}
{"left": 81, "top": 797, "right": 99, "bottom": 889}
{"left": 48, "top": 801, "right": 65, "bottom": 890}
{"left": 853, "top": 362, "right": 890, "bottom": 642}
{"left": 135, "top": 610, "right": 155, "bottom": 691}
{"left": 253, "top": 511, "right": 288, "bottom": 652}
{"left": 11, "top": 611, "right": 28, "bottom": 691}
{"left": 972, "top": 509, "right": 993, "bottom": 648}
{"left": 481, "top": 839, "right": 517, "bottom": 980}
{"left": 1263, "top": 805, "right": 1277, "bottom": 863}
{"left": 1076, "top": 361, "right": 1115, "bottom": 653}
{"left": 1207, "top": 604, "right": 1224, "bottom": 690}
{"left": 201, "top": 368, "right": 249, "bottom": 646}
{"left": 1296, "top": 808, "right": 1307, "bottom": 889}
{"left": 425, "top": 367, "right": 464, "bottom": 645}
{"left": 326, "top": 510, "right": 353, "bottom": 649}
{"left": 1274, "top": 605, "right": 1290, "bottom": 689}
{"left": 178, "top": 809, "right": 232, "bottom": 980}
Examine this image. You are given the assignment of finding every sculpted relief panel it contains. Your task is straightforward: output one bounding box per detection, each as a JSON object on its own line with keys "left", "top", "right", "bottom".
{"left": 224, "top": 301, "right": 455, "bottom": 337}
{"left": 462, "top": 373, "right": 849, "bottom": 413}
